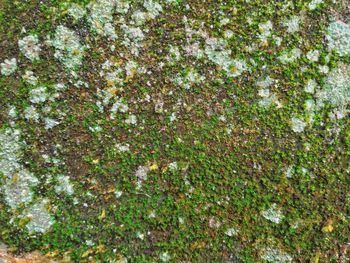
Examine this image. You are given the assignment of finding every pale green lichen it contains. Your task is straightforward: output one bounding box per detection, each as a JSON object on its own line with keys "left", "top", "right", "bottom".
{"left": 282, "top": 16, "right": 300, "bottom": 33}
{"left": 29, "top": 86, "right": 48, "bottom": 104}
{"left": 143, "top": 0, "right": 163, "bottom": 19}
{"left": 3, "top": 169, "right": 39, "bottom": 209}
{"left": 18, "top": 35, "right": 41, "bottom": 61}
{"left": 0, "top": 129, "right": 39, "bottom": 208}
{"left": 0, "top": 129, "right": 22, "bottom": 178}
{"left": 326, "top": 20, "right": 350, "bottom": 56}
{"left": 261, "top": 203, "right": 284, "bottom": 224}
{"left": 68, "top": 3, "right": 86, "bottom": 21}
{"left": 204, "top": 37, "right": 248, "bottom": 77}
{"left": 316, "top": 63, "right": 350, "bottom": 109}
{"left": 308, "top": 0, "right": 323, "bottom": 10}
{"left": 47, "top": 25, "right": 86, "bottom": 73}
{"left": 22, "top": 70, "right": 38, "bottom": 85}
{"left": 261, "top": 247, "right": 292, "bottom": 263}
{"left": 0, "top": 58, "right": 17, "bottom": 76}
{"left": 278, "top": 48, "right": 301, "bottom": 64}
{"left": 291, "top": 117, "right": 306, "bottom": 133}
{"left": 55, "top": 175, "right": 74, "bottom": 195}
{"left": 21, "top": 199, "right": 54, "bottom": 234}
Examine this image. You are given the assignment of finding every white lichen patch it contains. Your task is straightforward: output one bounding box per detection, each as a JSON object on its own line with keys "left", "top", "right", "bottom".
{"left": 115, "top": 190, "right": 123, "bottom": 198}
{"left": 104, "top": 22, "right": 118, "bottom": 40}
{"left": 87, "top": 0, "right": 117, "bottom": 35}
{"left": 135, "top": 165, "right": 150, "bottom": 189}
{"left": 44, "top": 118, "right": 60, "bottom": 130}
{"left": 115, "top": 0, "right": 130, "bottom": 14}
{"left": 258, "top": 89, "right": 281, "bottom": 109}
{"left": 290, "top": 117, "right": 306, "bottom": 133}
{"left": 283, "top": 16, "right": 300, "bottom": 33}
{"left": 225, "top": 227, "right": 238, "bottom": 237}
{"left": 224, "top": 29, "right": 234, "bottom": 39}
{"left": 54, "top": 83, "right": 66, "bottom": 91}
{"left": 89, "top": 125, "right": 103, "bottom": 133}
{"left": 318, "top": 64, "right": 329, "bottom": 74}
{"left": 258, "top": 21, "right": 273, "bottom": 41}
{"left": 304, "top": 79, "right": 317, "bottom": 94}
{"left": 220, "top": 17, "right": 230, "bottom": 26}
{"left": 285, "top": 165, "right": 294, "bottom": 178}
{"left": 3, "top": 169, "right": 39, "bottom": 208}
{"left": 261, "top": 247, "right": 292, "bottom": 263}
{"left": 125, "top": 114, "right": 137, "bottom": 125}
{"left": 329, "top": 108, "right": 348, "bottom": 120}
{"left": 24, "top": 105, "right": 40, "bottom": 122}
{"left": 168, "top": 45, "right": 181, "bottom": 62}
{"left": 124, "top": 60, "right": 139, "bottom": 77}
{"left": 168, "top": 161, "right": 178, "bottom": 171}
{"left": 18, "top": 35, "right": 41, "bottom": 61}
{"left": 116, "top": 143, "right": 130, "bottom": 152}
{"left": 135, "top": 165, "right": 149, "bottom": 181}
{"left": 308, "top": 0, "right": 323, "bottom": 10}
{"left": 209, "top": 216, "right": 221, "bottom": 229}
{"left": 131, "top": 10, "right": 148, "bottom": 26}
{"left": 169, "top": 112, "right": 177, "bottom": 122}
{"left": 47, "top": 25, "right": 86, "bottom": 72}
{"left": 326, "top": 20, "right": 350, "bottom": 56}
{"left": 278, "top": 48, "right": 301, "bottom": 64}
{"left": 184, "top": 42, "right": 204, "bottom": 59}
{"left": 174, "top": 68, "right": 205, "bottom": 90}
{"left": 261, "top": 203, "right": 284, "bottom": 224}
{"left": 55, "top": 175, "right": 74, "bottom": 195}
{"left": 110, "top": 98, "right": 129, "bottom": 119}
{"left": 0, "top": 129, "right": 22, "bottom": 178}
{"left": 22, "top": 70, "right": 38, "bottom": 85}
{"left": 306, "top": 50, "right": 319, "bottom": 62}
{"left": 8, "top": 105, "right": 18, "bottom": 119}
{"left": 305, "top": 99, "right": 316, "bottom": 112}
{"left": 258, "top": 88, "right": 269, "bottom": 98}
{"left": 103, "top": 68, "right": 124, "bottom": 87}
{"left": 182, "top": 17, "right": 248, "bottom": 77}
{"left": 159, "top": 251, "right": 171, "bottom": 262}
{"left": 29, "top": 86, "right": 48, "bottom": 104}
{"left": 21, "top": 199, "right": 54, "bottom": 234}
{"left": 316, "top": 63, "right": 350, "bottom": 109}
{"left": 256, "top": 76, "right": 282, "bottom": 108}
{"left": 205, "top": 37, "right": 248, "bottom": 77}
{"left": 68, "top": 3, "right": 86, "bottom": 21}
{"left": 121, "top": 25, "right": 145, "bottom": 56}
{"left": 143, "top": 0, "right": 163, "bottom": 19}
{"left": 0, "top": 129, "right": 39, "bottom": 208}
{"left": 256, "top": 76, "right": 275, "bottom": 89}
{"left": 1, "top": 58, "right": 17, "bottom": 76}
{"left": 226, "top": 59, "right": 248, "bottom": 78}
{"left": 304, "top": 99, "right": 316, "bottom": 124}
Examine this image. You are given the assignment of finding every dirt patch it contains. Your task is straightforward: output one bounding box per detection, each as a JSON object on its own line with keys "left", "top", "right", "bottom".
{"left": 0, "top": 244, "right": 53, "bottom": 263}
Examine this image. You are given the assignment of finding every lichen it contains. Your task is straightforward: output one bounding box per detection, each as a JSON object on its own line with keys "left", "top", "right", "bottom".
{"left": 21, "top": 199, "right": 54, "bottom": 234}
{"left": 316, "top": 63, "right": 350, "bottom": 109}
{"left": 261, "top": 247, "right": 292, "bottom": 263}
{"left": 261, "top": 203, "right": 284, "bottom": 224}
{"left": 326, "top": 20, "right": 350, "bottom": 56}
{"left": 47, "top": 25, "right": 86, "bottom": 73}
{"left": 0, "top": 58, "right": 17, "bottom": 76}
{"left": 18, "top": 35, "right": 41, "bottom": 61}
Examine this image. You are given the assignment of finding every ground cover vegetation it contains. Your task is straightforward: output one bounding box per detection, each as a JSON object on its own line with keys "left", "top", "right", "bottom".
{"left": 0, "top": 0, "right": 350, "bottom": 262}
